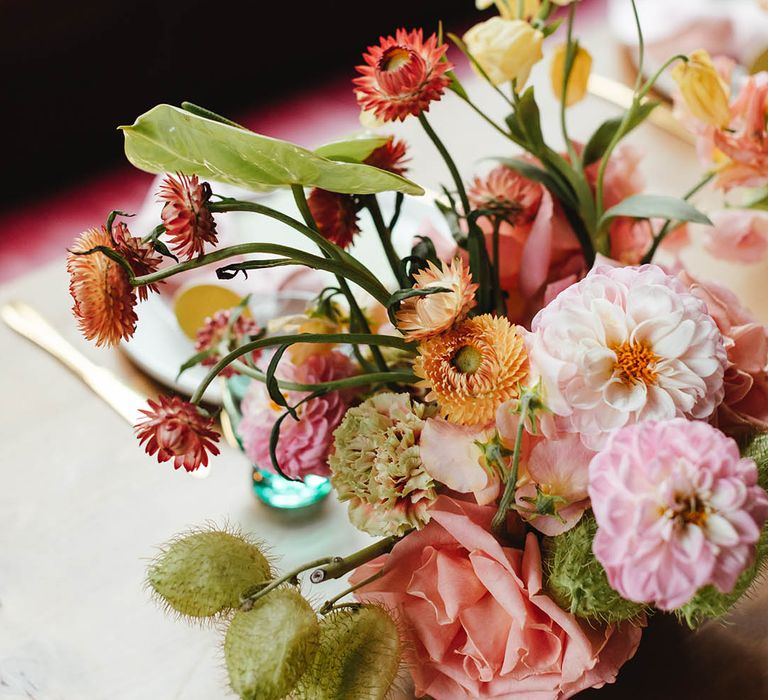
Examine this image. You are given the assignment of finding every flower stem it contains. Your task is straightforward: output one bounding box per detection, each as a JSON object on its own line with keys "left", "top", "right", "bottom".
{"left": 418, "top": 112, "right": 471, "bottom": 217}
{"left": 641, "top": 172, "right": 715, "bottom": 264}
{"left": 319, "top": 569, "right": 386, "bottom": 614}
{"left": 491, "top": 217, "right": 506, "bottom": 316}
{"left": 239, "top": 556, "right": 335, "bottom": 610}
{"left": 491, "top": 393, "right": 532, "bottom": 538}
{"left": 559, "top": 2, "right": 580, "bottom": 168}
{"left": 365, "top": 195, "right": 407, "bottom": 287}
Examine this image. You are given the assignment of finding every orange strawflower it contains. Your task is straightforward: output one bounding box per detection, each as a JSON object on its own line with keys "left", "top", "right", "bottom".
{"left": 414, "top": 314, "right": 528, "bottom": 425}
{"left": 159, "top": 173, "right": 218, "bottom": 259}
{"left": 396, "top": 258, "right": 478, "bottom": 341}
{"left": 112, "top": 221, "right": 163, "bottom": 301}
{"left": 67, "top": 227, "right": 139, "bottom": 347}
{"left": 354, "top": 28, "right": 452, "bottom": 122}
{"left": 135, "top": 395, "right": 221, "bottom": 472}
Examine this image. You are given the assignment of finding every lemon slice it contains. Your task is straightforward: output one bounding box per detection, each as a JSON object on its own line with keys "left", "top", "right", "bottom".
{"left": 173, "top": 283, "right": 246, "bottom": 340}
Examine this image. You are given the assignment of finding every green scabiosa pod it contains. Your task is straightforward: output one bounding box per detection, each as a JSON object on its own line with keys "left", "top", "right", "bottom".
{"left": 542, "top": 515, "right": 647, "bottom": 624}
{"left": 147, "top": 528, "right": 272, "bottom": 618}
{"left": 741, "top": 431, "right": 768, "bottom": 491}
{"left": 295, "top": 605, "right": 401, "bottom": 700}
{"left": 224, "top": 588, "right": 319, "bottom": 700}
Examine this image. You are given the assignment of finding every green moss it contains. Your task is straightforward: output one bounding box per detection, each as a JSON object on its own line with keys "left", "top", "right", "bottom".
{"left": 224, "top": 588, "right": 319, "bottom": 700}
{"left": 147, "top": 527, "right": 272, "bottom": 618}
{"left": 542, "top": 515, "right": 648, "bottom": 624}
{"left": 295, "top": 605, "right": 401, "bottom": 700}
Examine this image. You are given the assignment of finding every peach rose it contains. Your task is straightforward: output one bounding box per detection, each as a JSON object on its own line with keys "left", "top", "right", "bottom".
{"left": 352, "top": 496, "right": 642, "bottom": 699}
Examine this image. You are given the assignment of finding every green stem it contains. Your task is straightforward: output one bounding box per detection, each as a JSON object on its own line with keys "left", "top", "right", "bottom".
{"left": 491, "top": 393, "right": 532, "bottom": 538}
{"left": 630, "top": 0, "right": 645, "bottom": 93}
{"left": 560, "top": 2, "right": 580, "bottom": 168}
{"left": 240, "top": 556, "right": 335, "bottom": 610}
{"left": 641, "top": 172, "right": 715, "bottom": 264}
{"left": 190, "top": 333, "right": 415, "bottom": 404}
{"left": 231, "top": 361, "right": 418, "bottom": 392}
{"left": 418, "top": 113, "right": 471, "bottom": 217}
{"left": 365, "top": 196, "right": 407, "bottom": 287}
{"left": 491, "top": 217, "right": 506, "bottom": 316}
{"left": 309, "top": 535, "right": 402, "bottom": 583}
{"left": 319, "top": 570, "right": 386, "bottom": 614}
{"left": 456, "top": 92, "right": 516, "bottom": 142}
{"left": 638, "top": 54, "right": 688, "bottom": 99}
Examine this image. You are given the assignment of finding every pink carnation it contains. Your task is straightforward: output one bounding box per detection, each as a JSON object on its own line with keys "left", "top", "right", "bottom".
{"left": 590, "top": 419, "right": 768, "bottom": 611}
{"left": 528, "top": 264, "right": 727, "bottom": 449}
{"left": 238, "top": 350, "right": 356, "bottom": 479}
{"left": 352, "top": 496, "right": 642, "bottom": 699}
{"left": 705, "top": 209, "right": 768, "bottom": 264}
{"left": 681, "top": 271, "right": 768, "bottom": 437}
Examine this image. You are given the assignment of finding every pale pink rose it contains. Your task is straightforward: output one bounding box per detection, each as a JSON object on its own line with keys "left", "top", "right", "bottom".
{"left": 681, "top": 271, "right": 768, "bottom": 437}
{"left": 590, "top": 419, "right": 768, "bottom": 611}
{"left": 352, "top": 496, "right": 643, "bottom": 699}
{"left": 528, "top": 264, "right": 727, "bottom": 449}
{"left": 420, "top": 418, "right": 501, "bottom": 505}
{"left": 515, "top": 435, "right": 594, "bottom": 536}
{"left": 705, "top": 209, "right": 768, "bottom": 264}
{"left": 239, "top": 350, "right": 356, "bottom": 478}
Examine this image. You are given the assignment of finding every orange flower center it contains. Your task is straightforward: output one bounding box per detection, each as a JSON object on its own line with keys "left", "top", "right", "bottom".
{"left": 677, "top": 494, "right": 709, "bottom": 528}
{"left": 611, "top": 340, "right": 659, "bottom": 386}
{"left": 381, "top": 46, "right": 412, "bottom": 72}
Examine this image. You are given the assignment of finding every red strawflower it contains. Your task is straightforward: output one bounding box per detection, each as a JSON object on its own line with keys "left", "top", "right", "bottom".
{"left": 354, "top": 28, "right": 452, "bottom": 122}
{"left": 158, "top": 173, "right": 218, "bottom": 259}
{"left": 67, "top": 226, "right": 139, "bottom": 347}
{"left": 307, "top": 188, "right": 360, "bottom": 248}
{"left": 111, "top": 221, "right": 163, "bottom": 301}
{"left": 364, "top": 137, "right": 410, "bottom": 175}
{"left": 135, "top": 395, "right": 221, "bottom": 472}
{"left": 468, "top": 166, "right": 543, "bottom": 225}
{"left": 195, "top": 309, "right": 262, "bottom": 377}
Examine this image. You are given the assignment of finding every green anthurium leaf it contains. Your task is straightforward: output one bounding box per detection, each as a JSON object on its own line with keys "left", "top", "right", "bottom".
{"left": 600, "top": 194, "right": 712, "bottom": 227}
{"left": 313, "top": 136, "right": 389, "bottom": 163}
{"left": 120, "top": 104, "right": 424, "bottom": 196}
{"left": 582, "top": 101, "right": 659, "bottom": 166}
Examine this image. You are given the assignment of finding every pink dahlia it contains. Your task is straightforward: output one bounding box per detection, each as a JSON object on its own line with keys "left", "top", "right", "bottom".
{"left": 352, "top": 496, "right": 642, "bottom": 699}
{"left": 528, "top": 264, "right": 727, "bottom": 449}
{"left": 238, "top": 350, "right": 356, "bottom": 479}
{"left": 590, "top": 419, "right": 768, "bottom": 610}
{"left": 194, "top": 309, "right": 261, "bottom": 378}
{"left": 158, "top": 173, "right": 218, "bottom": 259}
{"left": 354, "top": 28, "right": 452, "bottom": 122}
{"left": 135, "top": 395, "right": 221, "bottom": 472}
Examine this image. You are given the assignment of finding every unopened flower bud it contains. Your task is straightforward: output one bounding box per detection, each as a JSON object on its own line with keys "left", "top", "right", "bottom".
{"left": 671, "top": 50, "right": 731, "bottom": 128}
{"left": 551, "top": 43, "right": 592, "bottom": 106}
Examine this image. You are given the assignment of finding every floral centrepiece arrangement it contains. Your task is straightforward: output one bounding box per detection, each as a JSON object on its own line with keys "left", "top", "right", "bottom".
{"left": 66, "top": 0, "right": 768, "bottom": 698}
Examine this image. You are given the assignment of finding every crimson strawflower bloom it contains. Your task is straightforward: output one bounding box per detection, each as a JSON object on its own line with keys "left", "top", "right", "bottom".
{"left": 354, "top": 28, "right": 452, "bottom": 122}
{"left": 111, "top": 221, "right": 163, "bottom": 301}
{"left": 158, "top": 173, "right": 218, "bottom": 259}
{"left": 135, "top": 395, "right": 221, "bottom": 472}
{"left": 194, "top": 309, "right": 262, "bottom": 377}
{"left": 307, "top": 188, "right": 361, "bottom": 248}
{"left": 364, "top": 137, "right": 410, "bottom": 175}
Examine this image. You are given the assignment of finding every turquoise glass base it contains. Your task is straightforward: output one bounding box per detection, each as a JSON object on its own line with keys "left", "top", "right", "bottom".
{"left": 223, "top": 374, "right": 332, "bottom": 510}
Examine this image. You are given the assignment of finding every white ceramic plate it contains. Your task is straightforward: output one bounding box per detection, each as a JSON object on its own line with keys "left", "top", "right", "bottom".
{"left": 121, "top": 180, "right": 449, "bottom": 403}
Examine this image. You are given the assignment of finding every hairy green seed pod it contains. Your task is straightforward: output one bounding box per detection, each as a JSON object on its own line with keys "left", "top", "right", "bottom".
{"left": 147, "top": 528, "right": 271, "bottom": 618}
{"left": 295, "top": 604, "right": 401, "bottom": 700}
{"left": 741, "top": 432, "right": 768, "bottom": 492}
{"left": 542, "top": 515, "right": 647, "bottom": 624}
{"left": 225, "top": 587, "right": 319, "bottom": 700}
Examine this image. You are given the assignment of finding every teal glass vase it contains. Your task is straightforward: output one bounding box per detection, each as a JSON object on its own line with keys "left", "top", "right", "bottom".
{"left": 222, "top": 373, "right": 331, "bottom": 510}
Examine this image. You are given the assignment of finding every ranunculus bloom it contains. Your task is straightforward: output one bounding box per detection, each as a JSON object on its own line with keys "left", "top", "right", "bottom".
{"left": 705, "top": 209, "right": 768, "bottom": 264}
{"left": 681, "top": 271, "right": 768, "bottom": 437}
{"left": 354, "top": 28, "right": 452, "bottom": 122}
{"left": 352, "top": 496, "right": 643, "bottom": 699}
{"left": 590, "top": 419, "right": 768, "bottom": 610}
{"left": 528, "top": 264, "right": 727, "bottom": 449}
{"left": 420, "top": 418, "right": 500, "bottom": 505}
{"left": 463, "top": 17, "right": 543, "bottom": 89}
{"left": 158, "top": 173, "right": 218, "bottom": 260}
{"left": 671, "top": 50, "right": 731, "bottom": 128}
{"left": 239, "top": 350, "right": 356, "bottom": 479}
{"left": 395, "top": 258, "right": 478, "bottom": 341}
{"left": 550, "top": 43, "right": 592, "bottom": 107}
{"left": 135, "top": 395, "right": 221, "bottom": 472}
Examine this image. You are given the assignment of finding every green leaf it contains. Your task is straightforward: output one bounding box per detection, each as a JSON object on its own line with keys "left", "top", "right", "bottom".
{"left": 177, "top": 347, "right": 217, "bottom": 379}
{"left": 513, "top": 87, "right": 545, "bottom": 150}
{"left": 120, "top": 104, "right": 424, "bottom": 196}
{"left": 744, "top": 188, "right": 768, "bottom": 212}
{"left": 582, "top": 101, "right": 660, "bottom": 167}
{"left": 313, "top": 136, "right": 388, "bottom": 163}
{"left": 600, "top": 195, "right": 713, "bottom": 227}
{"left": 497, "top": 158, "right": 573, "bottom": 206}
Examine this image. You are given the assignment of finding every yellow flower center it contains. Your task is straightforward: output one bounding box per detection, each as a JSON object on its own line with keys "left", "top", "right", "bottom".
{"left": 452, "top": 345, "right": 483, "bottom": 375}
{"left": 611, "top": 340, "right": 659, "bottom": 386}
{"left": 382, "top": 47, "right": 412, "bottom": 72}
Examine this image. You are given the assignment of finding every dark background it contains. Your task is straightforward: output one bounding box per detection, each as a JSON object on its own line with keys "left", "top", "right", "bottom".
{"left": 1, "top": 1, "right": 477, "bottom": 210}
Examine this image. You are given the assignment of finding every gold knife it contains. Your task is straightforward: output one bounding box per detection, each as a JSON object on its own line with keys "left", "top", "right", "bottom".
{"left": 1, "top": 300, "right": 148, "bottom": 425}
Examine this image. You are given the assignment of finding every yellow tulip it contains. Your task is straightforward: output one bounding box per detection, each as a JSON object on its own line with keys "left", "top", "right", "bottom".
{"left": 464, "top": 17, "right": 544, "bottom": 89}
{"left": 671, "top": 50, "right": 731, "bottom": 128}
{"left": 550, "top": 43, "right": 592, "bottom": 106}
{"left": 475, "top": 0, "right": 541, "bottom": 19}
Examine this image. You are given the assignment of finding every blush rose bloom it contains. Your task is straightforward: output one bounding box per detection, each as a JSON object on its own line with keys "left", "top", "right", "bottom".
{"left": 705, "top": 209, "right": 768, "bottom": 264}
{"left": 352, "top": 496, "right": 643, "bottom": 699}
